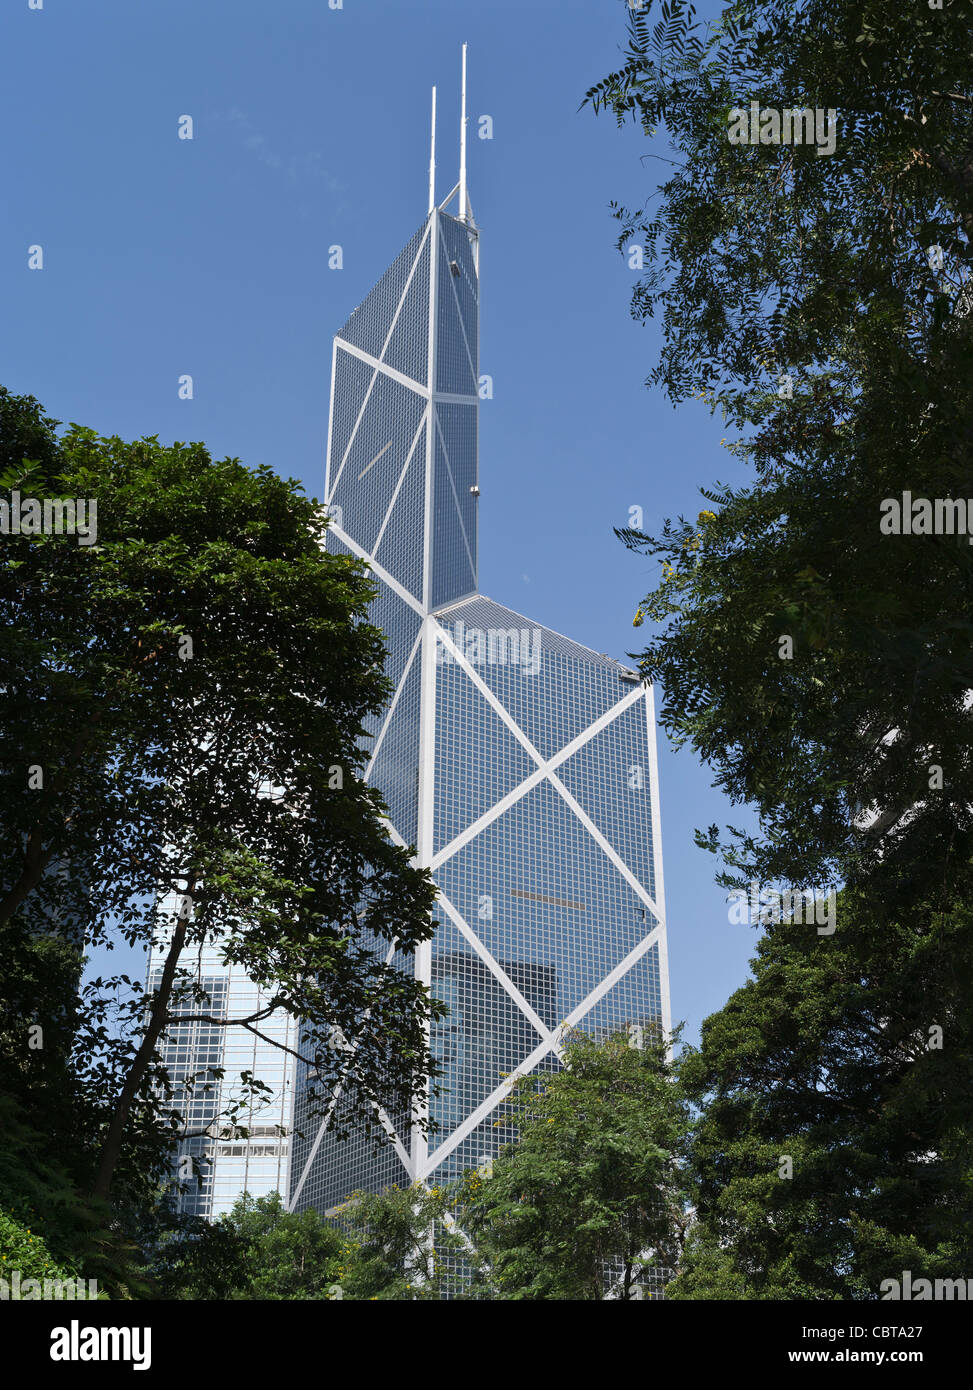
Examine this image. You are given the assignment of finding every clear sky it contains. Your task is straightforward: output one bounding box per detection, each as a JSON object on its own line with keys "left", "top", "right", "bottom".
{"left": 2, "top": 0, "right": 758, "bottom": 1048}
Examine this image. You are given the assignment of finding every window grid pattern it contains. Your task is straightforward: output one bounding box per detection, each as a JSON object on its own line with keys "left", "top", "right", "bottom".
{"left": 436, "top": 236, "right": 477, "bottom": 396}
{"left": 433, "top": 645, "right": 535, "bottom": 854}
{"left": 285, "top": 207, "right": 668, "bottom": 1259}
{"left": 337, "top": 222, "right": 428, "bottom": 363}
{"left": 149, "top": 939, "right": 297, "bottom": 1219}
{"left": 440, "top": 215, "right": 478, "bottom": 372}
{"left": 431, "top": 404, "right": 477, "bottom": 609}
{"left": 430, "top": 916, "right": 548, "bottom": 1137}
{"left": 329, "top": 371, "right": 426, "bottom": 558}
{"left": 368, "top": 653, "right": 421, "bottom": 849}
{"left": 153, "top": 969, "right": 227, "bottom": 1219}
{"left": 436, "top": 778, "right": 659, "bottom": 1032}
{"left": 576, "top": 943, "right": 664, "bottom": 1041}
{"left": 558, "top": 698, "right": 657, "bottom": 901}
{"left": 383, "top": 233, "right": 430, "bottom": 386}
{"left": 326, "top": 349, "right": 375, "bottom": 495}
{"left": 290, "top": 1082, "right": 410, "bottom": 1216}
{"left": 357, "top": 578, "right": 421, "bottom": 745}
{"left": 369, "top": 576, "right": 422, "bottom": 690}
{"left": 428, "top": 1053, "right": 561, "bottom": 1187}
{"left": 372, "top": 422, "right": 427, "bottom": 602}
{"left": 434, "top": 596, "right": 634, "bottom": 760}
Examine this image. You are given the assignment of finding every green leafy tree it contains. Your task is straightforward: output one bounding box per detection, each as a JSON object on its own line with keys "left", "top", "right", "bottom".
{"left": 0, "top": 387, "right": 441, "bottom": 1284}
{"left": 0, "top": 912, "right": 147, "bottom": 1293}
{"left": 585, "top": 1, "right": 973, "bottom": 908}
{"left": 152, "top": 1191, "right": 343, "bottom": 1300}
{"left": 670, "top": 892, "right": 973, "bottom": 1299}
{"left": 585, "top": 4, "right": 973, "bottom": 1298}
{"left": 463, "top": 1030, "right": 691, "bottom": 1300}
{"left": 0, "top": 1206, "right": 101, "bottom": 1297}
{"left": 331, "top": 1183, "right": 471, "bottom": 1300}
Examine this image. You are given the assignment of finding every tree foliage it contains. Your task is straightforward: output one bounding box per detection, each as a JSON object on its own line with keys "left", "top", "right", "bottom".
{"left": 151, "top": 1191, "right": 343, "bottom": 1300}
{"left": 586, "top": 1, "right": 973, "bottom": 1300}
{"left": 0, "top": 386, "right": 441, "bottom": 1281}
{"left": 586, "top": 1, "right": 973, "bottom": 907}
{"left": 329, "top": 1183, "right": 471, "bottom": 1300}
{"left": 671, "top": 891, "right": 973, "bottom": 1299}
{"left": 462, "top": 1030, "right": 690, "bottom": 1299}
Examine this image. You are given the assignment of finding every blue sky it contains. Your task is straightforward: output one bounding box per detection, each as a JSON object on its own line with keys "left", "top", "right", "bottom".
{"left": 2, "top": 0, "right": 758, "bottom": 1048}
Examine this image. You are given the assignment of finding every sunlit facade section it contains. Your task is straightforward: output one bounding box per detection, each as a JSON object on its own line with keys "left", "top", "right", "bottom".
{"left": 288, "top": 194, "right": 670, "bottom": 1220}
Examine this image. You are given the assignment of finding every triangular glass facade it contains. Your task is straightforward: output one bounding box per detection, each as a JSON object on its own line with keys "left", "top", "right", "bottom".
{"left": 288, "top": 205, "right": 670, "bottom": 1219}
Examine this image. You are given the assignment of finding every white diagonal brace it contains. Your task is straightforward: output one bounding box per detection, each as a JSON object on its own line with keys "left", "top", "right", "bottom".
{"left": 416, "top": 659, "right": 660, "bottom": 921}
{"left": 433, "top": 623, "right": 547, "bottom": 768}
{"left": 645, "top": 680, "right": 673, "bottom": 1050}
{"left": 418, "top": 1029, "right": 555, "bottom": 1181}
{"left": 560, "top": 920, "right": 664, "bottom": 1032}
{"left": 436, "top": 887, "right": 554, "bottom": 1044}
{"left": 364, "top": 626, "right": 422, "bottom": 780}
{"left": 430, "top": 638, "right": 662, "bottom": 919}
{"left": 420, "top": 921, "right": 664, "bottom": 1180}
{"left": 432, "top": 762, "right": 550, "bottom": 872}
{"left": 323, "top": 339, "right": 338, "bottom": 500}
{"left": 548, "top": 762, "right": 660, "bottom": 920}
{"left": 410, "top": 623, "right": 439, "bottom": 1176}
{"left": 375, "top": 225, "right": 430, "bottom": 366}
{"left": 372, "top": 406, "right": 429, "bottom": 559}
{"left": 327, "top": 521, "right": 424, "bottom": 618}
{"left": 434, "top": 411, "right": 476, "bottom": 581}
{"left": 380, "top": 816, "right": 409, "bottom": 853}
{"left": 336, "top": 339, "right": 430, "bottom": 402}
{"left": 441, "top": 1209, "right": 482, "bottom": 1264}
{"left": 288, "top": 937, "right": 400, "bottom": 1209}
{"left": 373, "top": 1102, "right": 413, "bottom": 1175}
{"left": 330, "top": 227, "right": 430, "bottom": 495}
{"left": 329, "top": 358, "right": 379, "bottom": 501}
{"left": 431, "top": 678, "right": 648, "bottom": 872}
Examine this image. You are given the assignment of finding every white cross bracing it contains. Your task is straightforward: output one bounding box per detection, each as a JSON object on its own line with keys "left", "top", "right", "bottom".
{"left": 289, "top": 218, "right": 669, "bottom": 1209}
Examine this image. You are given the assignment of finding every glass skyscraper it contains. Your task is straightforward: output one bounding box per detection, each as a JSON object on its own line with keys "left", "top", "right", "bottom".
{"left": 149, "top": 77, "right": 670, "bottom": 1234}
{"left": 288, "top": 149, "right": 671, "bottom": 1218}
{"left": 148, "top": 884, "right": 298, "bottom": 1220}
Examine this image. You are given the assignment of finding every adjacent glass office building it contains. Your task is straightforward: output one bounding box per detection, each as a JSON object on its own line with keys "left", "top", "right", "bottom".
{"left": 288, "top": 182, "right": 671, "bottom": 1219}
{"left": 148, "top": 889, "right": 298, "bottom": 1220}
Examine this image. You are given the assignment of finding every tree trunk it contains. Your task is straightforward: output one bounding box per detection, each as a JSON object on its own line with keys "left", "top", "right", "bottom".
{"left": 91, "top": 886, "right": 196, "bottom": 1201}
{"left": 0, "top": 826, "right": 58, "bottom": 925}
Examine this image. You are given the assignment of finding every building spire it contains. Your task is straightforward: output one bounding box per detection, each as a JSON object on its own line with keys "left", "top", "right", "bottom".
{"left": 459, "top": 43, "right": 468, "bottom": 222}
{"left": 428, "top": 86, "right": 437, "bottom": 215}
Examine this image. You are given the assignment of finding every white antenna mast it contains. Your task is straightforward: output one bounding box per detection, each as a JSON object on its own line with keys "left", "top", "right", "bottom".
{"left": 428, "top": 86, "right": 437, "bottom": 215}
{"left": 459, "top": 43, "right": 468, "bottom": 222}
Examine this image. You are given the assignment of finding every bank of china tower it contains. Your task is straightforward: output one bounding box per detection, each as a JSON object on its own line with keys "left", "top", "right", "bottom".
{"left": 289, "top": 85, "right": 671, "bottom": 1217}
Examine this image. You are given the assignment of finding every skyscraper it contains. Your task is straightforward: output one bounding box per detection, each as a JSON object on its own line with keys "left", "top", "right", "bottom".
{"left": 149, "top": 885, "right": 298, "bottom": 1220}
{"left": 288, "top": 56, "right": 671, "bottom": 1219}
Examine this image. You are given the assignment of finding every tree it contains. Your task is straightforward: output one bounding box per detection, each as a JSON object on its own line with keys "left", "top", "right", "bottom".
{"left": 0, "top": 938, "right": 130, "bottom": 1292}
{"left": 584, "top": 1, "right": 973, "bottom": 1300}
{"left": 462, "top": 1030, "right": 690, "bottom": 1299}
{"left": 152, "top": 1191, "right": 343, "bottom": 1300}
{"left": 584, "top": 1, "right": 973, "bottom": 910}
{"left": 669, "top": 891, "right": 973, "bottom": 1300}
{"left": 0, "top": 387, "right": 441, "bottom": 1273}
{"left": 330, "top": 1183, "right": 472, "bottom": 1300}
{"left": 0, "top": 1206, "right": 102, "bottom": 1298}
